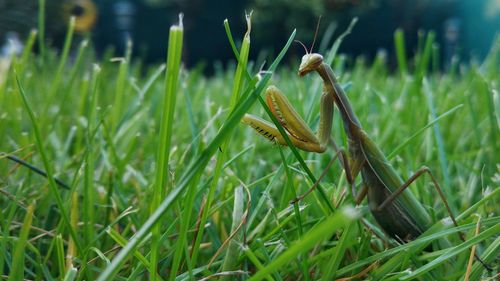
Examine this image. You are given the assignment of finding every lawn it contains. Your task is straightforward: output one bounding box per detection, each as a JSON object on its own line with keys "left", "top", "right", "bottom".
{"left": 0, "top": 15, "right": 498, "bottom": 281}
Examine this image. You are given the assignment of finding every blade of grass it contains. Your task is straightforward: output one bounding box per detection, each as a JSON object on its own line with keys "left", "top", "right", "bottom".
{"left": 387, "top": 104, "right": 463, "bottom": 159}
{"left": 475, "top": 71, "right": 500, "bottom": 153}
{"left": 55, "top": 235, "right": 65, "bottom": 278}
{"left": 50, "top": 16, "right": 75, "bottom": 96}
{"left": 63, "top": 268, "right": 78, "bottom": 281}
{"left": 63, "top": 39, "right": 89, "bottom": 94}
{"left": 83, "top": 64, "right": 101, "bottom": 247}
{"left": 423, "top": 78, "right": 453, "bottom": 208}
{"left": 151, "top": 14, "right": 184, "bottom": 281}
{"left": 67, "top": 191, "right": 78, "bottom": 270}
{"left": 277, "top": 146, "right": 310, "bottom": 279}
{"left": 111, "top": 40, "right": 132, "bottom": 133}
{"left": 8, "top": 204, "right": 34, "bottom": 281}
{"left": 457, "top": 187, "right": 500, "bottom": 221}
{"left": 37, "top": 0, "right": 46, "bottom": 60}
{"left": 417, "top": 31, "right": 435, "bottom": 77}
{"left": 243, "top": 246, "right": 275, "bottom": 281}
{"left": 318, "top": 22, "right": 337, "bottom": 54}
{"left": 432, "top": 43, "right": 440, "bottom": 73}
{"left": 394, "top": 28, "right": 408, "bottom": 76}
{"left": 15, "top": 29, "right": 37, "bottom": 75}
{"left": 14, "top": 73, "right": 82, "bottom": 253}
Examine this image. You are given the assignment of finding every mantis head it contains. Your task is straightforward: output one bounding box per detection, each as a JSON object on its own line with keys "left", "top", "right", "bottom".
{"left": 298, "top": 53, "right": 323, "bottom": 77}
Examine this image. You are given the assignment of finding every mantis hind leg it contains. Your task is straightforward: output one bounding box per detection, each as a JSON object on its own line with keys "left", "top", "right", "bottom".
{"left": 376, "top": 166, "right": 491, "bottom": 270}
{"left": 376, "top": 166, "right": 455, "bottom": 225}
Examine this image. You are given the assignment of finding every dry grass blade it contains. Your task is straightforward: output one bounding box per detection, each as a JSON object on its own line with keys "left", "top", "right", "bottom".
{"left": 464, "top": 217, "right": 481, "bottom": 281}
{"left": 208, "top": 184, "right": 251, "bottom": 268}
{"left": 335, "top": 261, "right": 379, "bottom": 281}
{"left": 199, "top": 270, "right": 248, "bottom": 281}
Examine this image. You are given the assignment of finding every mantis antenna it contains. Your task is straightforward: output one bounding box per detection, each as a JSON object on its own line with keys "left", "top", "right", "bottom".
{"left": 294, "top": 16, "right": 322, "bottom": 55}
{"left": 310, "top": 15, "right": 322, "bottom": 53}
{"left": 294, "top": 40, "right": 309, "bottom": 54}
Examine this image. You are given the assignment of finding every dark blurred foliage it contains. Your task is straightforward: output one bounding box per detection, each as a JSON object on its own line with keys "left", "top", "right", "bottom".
{"left": 0, "top": 0, "right": 97, "bottom": 48}
{"left": 250, "top": 0, "right": 499, "bottom": 66}
{"left": 90, "top": 0, "right": 248, "bottom": 67}
{"left": 1, "top": 0, "right": 498, "bottom": 70}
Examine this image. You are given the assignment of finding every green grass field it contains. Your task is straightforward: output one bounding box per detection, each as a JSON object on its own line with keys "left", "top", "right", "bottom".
{"left": 0, "top": 15, "right": 498, "bottom": 281}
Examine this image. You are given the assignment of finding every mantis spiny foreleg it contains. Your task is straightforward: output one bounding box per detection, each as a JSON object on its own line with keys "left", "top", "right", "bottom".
{"left": 242, "top": 85, "right": 333, "bottom": 153}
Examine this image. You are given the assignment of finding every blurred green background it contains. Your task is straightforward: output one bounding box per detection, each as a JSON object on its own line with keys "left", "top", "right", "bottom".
{"left": 1, "top": 0, "right": 499, "bottom": 70}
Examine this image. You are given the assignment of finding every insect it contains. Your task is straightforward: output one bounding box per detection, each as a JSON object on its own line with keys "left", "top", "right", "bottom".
{"left": 242, "top": 50, "right": 490, "bottom": 269}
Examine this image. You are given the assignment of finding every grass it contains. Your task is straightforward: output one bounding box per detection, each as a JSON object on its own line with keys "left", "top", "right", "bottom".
{"left": 0, "top": 12, "right": 499, "bottom": 281}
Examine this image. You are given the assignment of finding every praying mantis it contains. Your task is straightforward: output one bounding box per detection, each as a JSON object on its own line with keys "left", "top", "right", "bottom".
{"left": 242, "top": 51, "right": 490, "bottom": 269}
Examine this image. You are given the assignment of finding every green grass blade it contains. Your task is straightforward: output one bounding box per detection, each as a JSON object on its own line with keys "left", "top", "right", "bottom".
{"left": 63, "top": 268, "right": 78, "bottom": 281}
{"left": 457, "top": 187, "right": 500, "bottom": 221}
{"left": 14, "top": 73, "right": 82, "bottom": 253}
{"left": 55, "top": 235, "right": 65, "bottom": 278}
{"left": 8, "top": 204, "right": 34, "bottom": 281}
{"left": 387, "top": 104, "right": 463, "bottom": 159}
{"left": 15, "top": 29, "right": 38, "bottom": 75}
{"left": 423, "top": 79, "right": 452, "bottom": 203}
{"left": 324, "top": 17, "right": 358, "bottom": 65}
{"left": 50, "top": 16, "right": 75, "bottom": 96}
{"left": 37, "top": 0, "right": 46, "bottom": 60}
{"left": 111, "top": 58, "right": 129, "bottom": 132}
{"left": 243, "top": 246, "right": 275, "bottom": 281}
{"left": 151, "top": 14, "right": 184, "bottom": 280}
{"left": 394, "top": 28, "right": 408, "bottom": 75}
{"left": 83, "top": 65, "right": 101, "bottom": 247}
{"left": 417, "top": 31, "right": 435, "bottom": 77}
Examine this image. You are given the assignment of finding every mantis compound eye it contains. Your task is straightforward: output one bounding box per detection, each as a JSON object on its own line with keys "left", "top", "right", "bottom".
{"left": 298, "top": 53, "right": 323, "bottom": 76}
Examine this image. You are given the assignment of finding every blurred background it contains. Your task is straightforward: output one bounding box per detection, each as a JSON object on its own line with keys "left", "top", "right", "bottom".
{"left": 1, "top": 0, "right": 499, "bottom": 71}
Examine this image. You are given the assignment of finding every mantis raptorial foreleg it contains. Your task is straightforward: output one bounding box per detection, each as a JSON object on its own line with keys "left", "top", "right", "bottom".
{"left": 243, "top": 84, "right": 358, "bottom": 202}
{"left": 242, "top": 85, "right": 333, "bottom": 153}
